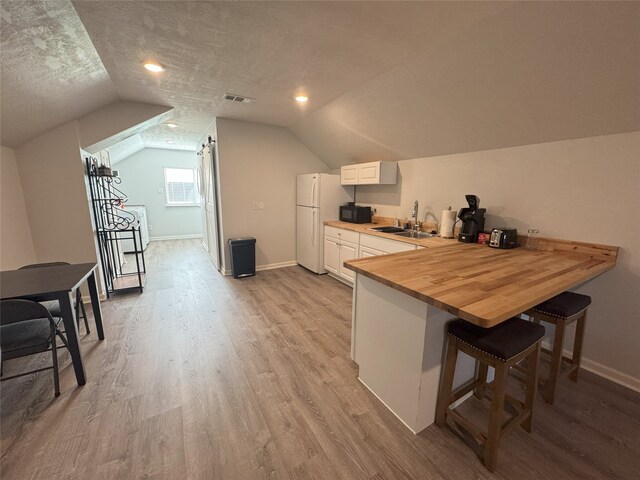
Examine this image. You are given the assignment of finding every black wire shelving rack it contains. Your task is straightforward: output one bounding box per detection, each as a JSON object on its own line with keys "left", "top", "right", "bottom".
{"left": 86, "top": 156, "right": 146, "bottom": 297}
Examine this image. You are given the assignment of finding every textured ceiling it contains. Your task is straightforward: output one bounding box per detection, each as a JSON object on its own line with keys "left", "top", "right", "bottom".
{"left": 0, "top": 0, "right": 118, "bottom": 147}
{"left": 290, "top": 1, "right": 640, "bottom": 168}
{"left": 71, "top": 0, "right": 507, "bottom": 151}
{"left": 2, "top": 1, "right": 637, "bottom": 166}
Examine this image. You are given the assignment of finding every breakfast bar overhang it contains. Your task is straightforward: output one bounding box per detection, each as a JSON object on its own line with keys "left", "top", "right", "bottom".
{"left": 344, "top": 240, "right": 618, "bottom": 434}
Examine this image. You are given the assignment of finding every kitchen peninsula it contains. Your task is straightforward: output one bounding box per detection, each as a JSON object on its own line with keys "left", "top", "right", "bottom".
{"left": 343, "top": 239, "right": 618, "bottom": 433}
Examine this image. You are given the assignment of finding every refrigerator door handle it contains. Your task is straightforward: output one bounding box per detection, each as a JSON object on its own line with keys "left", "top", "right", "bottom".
{"left": 312, "top": 209, "right": 316, "bottom": 247}
{"left": 312, "top": 177, "right": 317, "bottom": 206}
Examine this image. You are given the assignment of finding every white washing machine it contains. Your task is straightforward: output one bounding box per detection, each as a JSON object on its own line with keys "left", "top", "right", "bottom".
{"left": 119, "top": 205, "right": 150, "bottom": 252}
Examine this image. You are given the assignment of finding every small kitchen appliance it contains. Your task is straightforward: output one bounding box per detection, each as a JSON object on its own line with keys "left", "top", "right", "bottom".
{"left": 477, "top": 232, "right": 490, "bottom": 245}
{"left": 489, "top": 228, "right": 519, "bottom": 249}
{"left": 457, "top": 194, "right": 486, "bottom": 243}
{"left": 339, "top": 203, "right": 372, "bottom": 224}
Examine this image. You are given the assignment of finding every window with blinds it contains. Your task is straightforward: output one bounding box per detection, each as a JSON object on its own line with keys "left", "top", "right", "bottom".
{"left": 164, "top": 168, "right": 198, "bottom": 205}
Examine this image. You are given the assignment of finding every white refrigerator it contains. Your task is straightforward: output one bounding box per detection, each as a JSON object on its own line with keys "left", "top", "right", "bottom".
{"left": 296, "top": 173, "right": 353, "bottom": 273}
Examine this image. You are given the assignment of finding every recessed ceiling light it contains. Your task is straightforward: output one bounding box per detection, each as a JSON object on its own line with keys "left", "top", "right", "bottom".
{"left": 143, "top": 61, "right": 165, "bottom": 72}
{"left": 166, "top": 123, "right": 178, "bottom": 128}
{"left": 166, "top": 140, "right": 175, "bottom": 144}
{"left": 295, "top": 95, "right": 309, "bottom": 103}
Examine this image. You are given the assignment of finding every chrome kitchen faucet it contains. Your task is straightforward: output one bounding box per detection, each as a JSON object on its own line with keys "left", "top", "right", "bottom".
{"left": 412, "top": 200, "right": 421, "bottom": 231}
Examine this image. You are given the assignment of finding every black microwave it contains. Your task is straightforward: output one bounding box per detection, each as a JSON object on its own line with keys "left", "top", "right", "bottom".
{"left": 340, "top": 204, "right": 372, "bottom": 224}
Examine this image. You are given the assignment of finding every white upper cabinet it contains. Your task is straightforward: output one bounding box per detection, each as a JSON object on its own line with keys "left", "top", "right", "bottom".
{"left": 340, "top": 161, "right": 397, "bottom": 185}
{"left": 340, "top": 165, "right": 359, "bottom": 185}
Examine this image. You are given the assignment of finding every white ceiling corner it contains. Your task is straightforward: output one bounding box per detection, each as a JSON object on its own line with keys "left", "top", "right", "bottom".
{"left": 106, "top": 134, "right": 145, "bottom": 165}
{"left": 107, "top": 133, "right": 197, "bottom": 166}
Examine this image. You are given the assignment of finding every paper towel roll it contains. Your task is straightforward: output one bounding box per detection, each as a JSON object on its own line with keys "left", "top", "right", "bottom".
{"left": 440, "top": 210, "right": 457, "bottom": 238}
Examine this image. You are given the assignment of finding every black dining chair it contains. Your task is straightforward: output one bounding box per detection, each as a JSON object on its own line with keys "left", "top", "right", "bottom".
{"left": 19, "top": 262, "right": 90, "bottom": 335}
{"left": 0, "top": 299, "right": 68, "bottom": 397}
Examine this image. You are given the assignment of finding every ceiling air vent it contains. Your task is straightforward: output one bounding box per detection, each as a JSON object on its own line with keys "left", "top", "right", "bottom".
{"left": 224, "top": 93, "right": 253, "bottom": 103}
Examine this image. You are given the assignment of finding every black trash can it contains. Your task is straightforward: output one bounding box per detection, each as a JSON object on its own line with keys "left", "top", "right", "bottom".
{"left": 228, "top": 237, "right": 256, "bottom": 278}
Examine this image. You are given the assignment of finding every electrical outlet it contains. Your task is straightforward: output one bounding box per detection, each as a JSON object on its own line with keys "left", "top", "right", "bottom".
{"left": 157, "top": 187, "right": 164, "bottom": 194}
{"left": 148, "top": 224, "right": 152, "bottom": 230}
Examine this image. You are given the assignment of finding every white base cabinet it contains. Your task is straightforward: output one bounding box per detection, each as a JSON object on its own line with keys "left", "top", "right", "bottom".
{"left": 324, "top": 226, "right": 417, "bottom": 287}
{"left": 359, "top": 233, "right": 415, "bottom": 256}
{"left": 359, "top": 245, "right": 385, "bottom": 258}
{"left": 338, "top": 240, "right": 358, "bottom": 283}
{"left": 323, "top": 236, "right": 340, "bottom": 276}
{"left": 324, "top": 226, "right": 359, "bottom": 285}
{"left": 352, "top": 275, "right": 476, "bottom": 433}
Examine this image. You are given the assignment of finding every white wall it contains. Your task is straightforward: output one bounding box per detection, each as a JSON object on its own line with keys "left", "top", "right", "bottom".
{"left": 356, "top": 132, "right": 640, "bottom": 384}
{"left": 6, "top": 101, "right": 172, "bottom": 269}
{"left": 16, "top": 122, "right": 97, "bottom": 265}
{"left": 116, "top": 148, "right": 202, "bottom": 239}
{"left": 215, "top": 118, "right": 330, "bottom": 271}
{"left": 0, "top": 145, "right": 36, "bottom": 269}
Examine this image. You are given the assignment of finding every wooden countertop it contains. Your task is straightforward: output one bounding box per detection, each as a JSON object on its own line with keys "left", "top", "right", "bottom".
{"left": 324, "top": 220, "right": 456, "bottom": 248}
{"left": 343, "top": 242, "right": 618, "bottom": 328}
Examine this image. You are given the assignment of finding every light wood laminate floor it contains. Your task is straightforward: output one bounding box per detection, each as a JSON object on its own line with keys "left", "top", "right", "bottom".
{"left": 1, "top": 239, "right": 638, "bottom": 479}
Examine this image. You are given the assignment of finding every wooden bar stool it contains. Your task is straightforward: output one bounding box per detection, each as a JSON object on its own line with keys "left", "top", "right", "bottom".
{"left": 436, "top": 317, "right": 545, "bottom": 472}
{"left": 524, "top": 291, "right": 591, "bottom": 404}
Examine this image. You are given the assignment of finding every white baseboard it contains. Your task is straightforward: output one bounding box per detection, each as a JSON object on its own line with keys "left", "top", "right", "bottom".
{"left": 327, "top": 271, "right": 354, "bottom": 287}
{"left": 149, "top": 234, "right": 203, "bottom": 241}
{"left": 82, "top": 293, "right": 107, "bottom": 303}
{"left": 256, "top": 261, "right": 297, "bottom": 272}
{"left": 541, "top": 340, "right": 640, "bottom": 393}
{"left": 222, "top": 261, "right": 298, "bottom": 276}
{"left": 581, "top": 358, "right": 640, "bottom": 393}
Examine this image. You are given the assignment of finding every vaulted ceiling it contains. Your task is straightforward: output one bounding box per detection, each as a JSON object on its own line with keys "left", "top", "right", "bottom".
{"left": 0, "top": 0, "right": 118, "bottom": 147}
{"left": 1, "top": 1, "right": 639, "bottom": 167}
{"left": 290, "top": 1, "right": 640, "bottom": 167}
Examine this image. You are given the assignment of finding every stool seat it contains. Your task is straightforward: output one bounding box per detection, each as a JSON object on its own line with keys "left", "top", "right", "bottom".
{"left": 531, "top": 291, "right": 591, "bottom": 319}
{"left": 525, "top": 291, "right": 591, "bottom": 404}
{"left": 449, "top": 317, "right": 545, "bottom": 361}
{"left": 436, "top": 318, "right": 543, "bottom": 472}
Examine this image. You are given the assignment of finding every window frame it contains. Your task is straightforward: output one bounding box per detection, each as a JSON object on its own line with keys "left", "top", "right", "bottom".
{"left": 163, "top": 167, "right": 199, "bottom": 207}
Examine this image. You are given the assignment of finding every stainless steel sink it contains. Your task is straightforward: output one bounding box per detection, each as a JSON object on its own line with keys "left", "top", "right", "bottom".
{"left": 369, "top": 226, "right": 405, "bottom": 233}
{"left": 393, "top": 231, "right": 438, "bottom": 239}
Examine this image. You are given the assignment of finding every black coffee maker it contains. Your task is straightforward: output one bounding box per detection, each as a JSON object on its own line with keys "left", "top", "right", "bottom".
{"left": 457, "top": 195, "right": 486, "bottom": 243}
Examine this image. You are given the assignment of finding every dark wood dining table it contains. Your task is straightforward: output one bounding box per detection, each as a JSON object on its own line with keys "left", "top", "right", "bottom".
{"left": 0, "top": 262, "right": 104, "bottom": 385}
